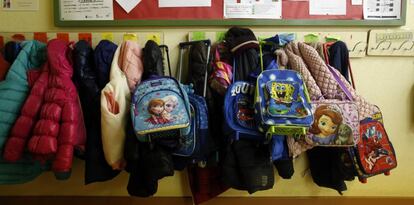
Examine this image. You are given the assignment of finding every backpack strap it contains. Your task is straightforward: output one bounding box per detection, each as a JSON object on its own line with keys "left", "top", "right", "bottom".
{"left": 178, "top": 40, "right": 211, "bottom": 97}
{"left": 159, "top": 45, "right": 172, "bottom": 77}
{"left": 327, "top": 64, "right": 354, "bottom": 101}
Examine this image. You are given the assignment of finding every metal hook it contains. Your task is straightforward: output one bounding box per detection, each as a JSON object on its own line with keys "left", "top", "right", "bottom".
{"left": 371, "top": 40, "right": 392, "bottom": 51}
{"left": 349, "top": 41, "right": 367, "bottom": 53}
{"left": 400, "top": 40, "right": 414, "bottom": 51}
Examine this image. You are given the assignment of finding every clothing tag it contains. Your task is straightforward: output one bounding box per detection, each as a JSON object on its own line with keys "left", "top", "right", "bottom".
{"left": 11, "top": 34, "right": 25, "bottom": 41}
{"left": 101, "top": 33, "right": 114, "bottom": 42}
{"left": 34, "top": 32, "right": 48, "bottom": 43}
{"left": 216, "top": 31, "right": 226, "bottom": 42}
{"left": 325, "top": 35, "right": 341, "bottom": 42}
{"left": 57, "top": 33, "right": 69, "bottom": 43}
{"left": 123, "top": 33, "right": 138, "bottom": 42}
{"left": 146, "top": 33, "right": 161, "bottom": 44}
{"left": 304, "top": 33, "right": 319, "bottom": 43}
{"left": 192, "top": 31, "right": 206, "bottom": 41}
{"left": 78, "top": 33, "right": 92, "bottom": 45}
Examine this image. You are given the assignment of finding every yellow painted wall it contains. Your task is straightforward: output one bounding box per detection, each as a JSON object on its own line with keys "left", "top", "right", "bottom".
{"left": 0, "top": 0, "right": 414, "bottom": 197}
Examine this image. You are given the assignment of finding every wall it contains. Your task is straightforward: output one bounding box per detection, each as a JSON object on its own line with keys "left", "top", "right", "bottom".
{"left": 0, "top": 0, "right": 413, "bottom": 197}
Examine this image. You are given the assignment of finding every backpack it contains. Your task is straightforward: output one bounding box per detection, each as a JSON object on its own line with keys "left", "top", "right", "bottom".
{"left": 171, "top": 40, "right": 211, "bottom": 161}
{"left": 351, "top": 116, "right": 397, "bottom": 183}
{"left": 131, "top": 44, "right": 191, "bottom": 143}
{"left": 254, "top": 59, "right": 313, "bottom": 140}
{"left": 223, "top": 62, "right": 263, "bottom": 142}
{"left": 209, "top": 43, "right": 233, "bottom": 96}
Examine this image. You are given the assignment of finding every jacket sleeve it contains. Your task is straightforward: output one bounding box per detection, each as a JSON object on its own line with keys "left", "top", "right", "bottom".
{"left": 3, "top": 68, "right": 48, "bottom": 162}
{"left": 51, "top": 99, "right": 81, "bottom": 179}
{"left": 100, "top": 80, "right": 128, "bottom": 171}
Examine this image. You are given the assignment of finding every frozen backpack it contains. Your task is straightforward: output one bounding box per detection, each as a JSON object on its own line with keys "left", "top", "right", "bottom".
{"left": 223, "top": 60, "right": 263, "bottom": 142}
{"left": 254, "top": 58, "right": 313, "bottom": 140}
{"left": 131, "top": 45, "right": 191, "bottom": 143}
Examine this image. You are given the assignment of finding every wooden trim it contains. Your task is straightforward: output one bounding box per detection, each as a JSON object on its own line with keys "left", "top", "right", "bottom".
{"left": 53, "top": 0, "right": 407, "bottom": 27}
{"left": 1, "top": 196, "right": 414, "bottom": 205}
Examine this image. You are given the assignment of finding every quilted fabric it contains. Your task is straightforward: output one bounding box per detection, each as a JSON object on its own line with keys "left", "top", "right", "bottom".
{"left": 0, "top": 40, "right": 46, "bottom": 149}
{"left": 3, "top": 39, "right": 86, "bottom": 180}
{"left": 118, "top": 41, "right": 143, "bottom": 92}
{"left": 329, "top": 68, "right": 380, "bottom": 120}
{"left": 298, "top": 42, "right": 341, "bottom": 100}
{"left": 0, "top": 40, "right": 47, "bottom": 184}
{"left": 285, "top": 42, "right": 323, "bottom": 101}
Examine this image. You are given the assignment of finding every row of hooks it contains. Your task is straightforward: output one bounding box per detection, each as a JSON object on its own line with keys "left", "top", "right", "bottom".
{"left": 0, "top": 32, "right": 164, "bottom": 48}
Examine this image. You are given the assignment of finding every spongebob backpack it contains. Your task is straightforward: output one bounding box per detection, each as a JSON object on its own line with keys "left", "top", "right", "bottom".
{"left": 254, "top": 55, "right": 313, "bottom": 140}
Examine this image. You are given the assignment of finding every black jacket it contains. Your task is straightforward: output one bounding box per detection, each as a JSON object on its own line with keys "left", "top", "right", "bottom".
{"left": 73, "top": 40, "right": 120, "bottom": 184}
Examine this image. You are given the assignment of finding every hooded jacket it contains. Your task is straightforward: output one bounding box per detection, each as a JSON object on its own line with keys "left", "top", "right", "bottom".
{"left": 3, "top": 39, "right": 86, "bottom": 180}
{"left": 73, "top": 40, "right": 120, "bottom": 184}
{"left": 95, "top": 40, "right": 117, "bottom": 90}
{"left": 0, "top": 40, "right": 47, "bottom": 184}
{"left": 101, "top": 40, "right": 143, "bottom": 170}
{"left": 0, "top": 40, "right": 46, "bottom": 149}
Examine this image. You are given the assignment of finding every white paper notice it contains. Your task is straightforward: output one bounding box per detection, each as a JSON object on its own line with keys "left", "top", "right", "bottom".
{"left": 224, "top": 0, "right": 282, "bottom": 19}
{"left": 116, "top": 0, "right": 141, "bottom": 13}
{"left": 159, "top": 0, "right": 211, "bottom": 7}
{"left": 351, "top": 0, "right": 363, "bottom": 5}
{"left": 2, "top": 0, "right": 38, "bottom": 10}
{"left": 363, "top": 0, "right": 401, "bottom": 20}
{"left": 60, "top": 0, "right": 113, "bottom": 21}
{"left": 309, "top": 0, "right": 346, "bottom": 15}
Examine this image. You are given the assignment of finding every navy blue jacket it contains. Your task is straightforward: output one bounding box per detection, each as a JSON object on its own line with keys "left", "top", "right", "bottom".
{"left": 73, "top": 40, "right": 119, "bottom": 184}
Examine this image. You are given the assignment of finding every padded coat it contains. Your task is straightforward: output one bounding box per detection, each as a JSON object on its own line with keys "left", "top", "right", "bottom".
{"left": 95, "top": 40, "right": 118, "bottom": 90}
{"left": 101, "top": 40, "right": 143, "bottom": 170}
{"left": 3, "top": 39, "right": 86, "bottom": 180}
{"left": 0, "top": 40, "right": 46, "bottom": 149}
{"left": 73, "top": 40, "right": 120, "bottom": 184}
{"left": 0, "top": 40, "right": 47, "bottom": 184}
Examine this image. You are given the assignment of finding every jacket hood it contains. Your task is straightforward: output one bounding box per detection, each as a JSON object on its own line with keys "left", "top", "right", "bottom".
{"left": 143, "top": 40, "right": 164, "bottom": 79}
{"left": 24, "top": 40, "right": 47, "bottom": 71}
{"left": 47, "top": 39, "right": 73, "bottom": 77}
{"left": 118, "top": 40, "right": 143, "bottom": 92}
{"left": 94, "top": 40, "right": 117, "bottom": 89}
{"left": 73, "top": 40, "right": 95, "bottom": 85}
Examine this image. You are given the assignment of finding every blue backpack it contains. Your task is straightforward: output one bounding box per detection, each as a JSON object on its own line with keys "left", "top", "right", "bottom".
{"left": 172, "top": 40, "right": 211, "bottom": 161}
{"left": 173, "top": 91, "right": 209, "bottom": 160}
{"left": 131, "top": 76, "right": 192, "bottom": 142}
{"left": 254, "top": 59, "right": 313, "bottom": 140}
{"left": 223, "top": 61, "right": 263, "bottom": 142}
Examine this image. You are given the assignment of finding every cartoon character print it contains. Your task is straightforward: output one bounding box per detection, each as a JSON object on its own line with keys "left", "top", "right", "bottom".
{"left": 237, "top": 96, "right": 255, "bottom": 128}
{"left": 162, "top": 95, "right": 178, "bottom": 122}
{"left": 268, "top": 82, "right": 295, "bottom": 115}
{"left": 335, "top": 123, "right": 353, "bottom": 145}
{"left": 309, "top": 105, "right": 343, "bottom": 145}
{"left": 145, "top": 98, "right": 171, "bottom": 125}
{"left": 363, "top": 125, "right": 389, "bottom": 171}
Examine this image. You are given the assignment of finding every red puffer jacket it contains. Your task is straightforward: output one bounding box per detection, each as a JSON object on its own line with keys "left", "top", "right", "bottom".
{"left": 3, "top": 39, "right": 86, "bottom": 180}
